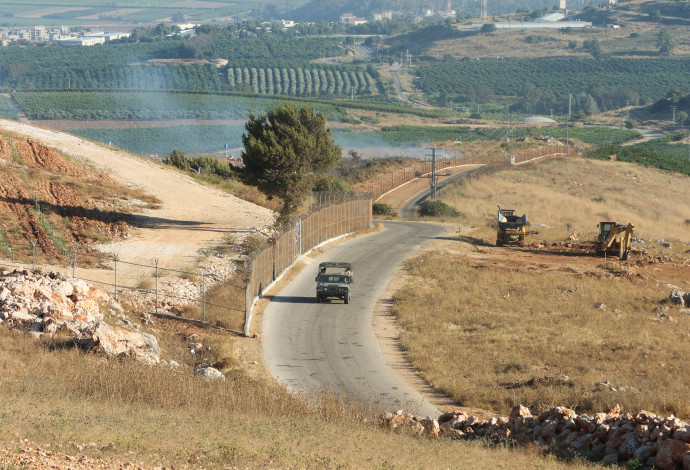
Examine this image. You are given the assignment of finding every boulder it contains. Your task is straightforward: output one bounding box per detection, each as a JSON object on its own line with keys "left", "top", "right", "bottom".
{"left": 194, "top": 366, "right": 225, "bottom": 381}
{"left": 670, "top": 290, "right": 686, "bottom": 307}
{"left": 656, "top": 439, "right": 690, "bottom": 470}
{"left": 600, "top": 453, "right": 618, "bottom": 466}
{"left": 675, "top": 427, "right": 690, "bottom": 443}
{"left": 421, "top": 418, "right": 440, "bottom": 439}
{"left": 682, "top": 454, "right": 690, "bottom": 470}
{"left": 551, "top": 406, "right": 577, "bottom": 420}
{"left": 76, "top": 322, "right": 160, "bottom": 365}
{"left": 510, "top": 404, "right": 532, "bottom": 421}
{"left": 618, "top": 433, "right": 640, "bottom": 460}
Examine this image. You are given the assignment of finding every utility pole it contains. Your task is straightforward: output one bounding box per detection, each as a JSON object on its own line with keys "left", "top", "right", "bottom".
{"left": 422, "top": 148, "right": 450, "bottom": 200}
{"left": 430, "top": 147, "right": 439, "bottom": 199}
{"left": 566, "top": 94, "right": 571, "bottom": 156}
{"left": 671, "top": 105, "right": 677, "bottom": 125}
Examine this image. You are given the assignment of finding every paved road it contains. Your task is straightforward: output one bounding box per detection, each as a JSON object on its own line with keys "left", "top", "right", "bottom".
{"left": 389, "top": 70, "right": 413, "bottom": 105}
{"left": 262, "top": 221, "right": 447, "bottom": 417}
{"left": 399, "top": 166, "right": 482, "bottom": 218}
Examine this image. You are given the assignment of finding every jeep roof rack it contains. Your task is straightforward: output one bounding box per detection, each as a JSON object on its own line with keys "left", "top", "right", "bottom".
{"left": 318, "top": 262, "right": 352, "bottom": 270}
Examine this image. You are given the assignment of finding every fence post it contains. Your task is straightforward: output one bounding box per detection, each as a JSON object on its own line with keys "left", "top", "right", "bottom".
{"left": 202, "top": 271, "right": 206, "bottom": 323}
{"left": 244, "top": 282, "right": 250, "bottom": 337}
{"left": 113, "top": 255, "right": 118, "bottom": 301}
{"left": 155, "top": 259, "right": 159, "bottom": 315}
{"left": 72, "top": 245, "right": 78, "bottom": 278}
{"left": 31, "top": 239, "right": 37, "bottom": 267}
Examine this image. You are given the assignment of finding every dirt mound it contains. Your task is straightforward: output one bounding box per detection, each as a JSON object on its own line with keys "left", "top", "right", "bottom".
{"left": 0, "top": 133, "right": 144, "bottom": 261}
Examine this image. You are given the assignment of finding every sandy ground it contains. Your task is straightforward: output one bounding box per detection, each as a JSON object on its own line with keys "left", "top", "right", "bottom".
{"left": 0, "top": 119, "right": 274, "bottom": 276}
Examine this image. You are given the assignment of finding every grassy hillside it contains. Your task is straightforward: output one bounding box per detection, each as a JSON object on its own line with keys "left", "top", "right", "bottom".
{"left": 0, "top": 324, "right": 599, "bottom": 469}
{"left": 390, "top": 156, "right": 690, "bottom": 419}
{"left": 445, "top": 156, "right": 690, "bottom": 242}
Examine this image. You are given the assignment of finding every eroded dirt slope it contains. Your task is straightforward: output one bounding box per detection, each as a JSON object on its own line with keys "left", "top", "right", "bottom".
{"left": 0, "top": 132, "right": 134, "bottom": 260}
{"left": 0, "top": 119, "right": 274, "bottom": 272}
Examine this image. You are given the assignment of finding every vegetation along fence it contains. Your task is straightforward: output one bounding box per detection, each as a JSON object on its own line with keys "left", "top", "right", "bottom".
{"left": 370, "top": 144, "right": 566, "bottom": 201}
{"left": 243, "top": 193, "right": 372, "bottom": 336}
{"left": 0, "top": 143, "right": 565, "bottom": 336}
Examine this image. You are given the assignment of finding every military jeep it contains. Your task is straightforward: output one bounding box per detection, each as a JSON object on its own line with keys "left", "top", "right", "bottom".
{"left": 315, "top": 262, "right": 353, "bottom": 304}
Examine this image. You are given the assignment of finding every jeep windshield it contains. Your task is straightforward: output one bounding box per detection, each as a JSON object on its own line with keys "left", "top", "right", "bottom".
{"left": 318, "top": 275, "right": 350, "bottom": 283}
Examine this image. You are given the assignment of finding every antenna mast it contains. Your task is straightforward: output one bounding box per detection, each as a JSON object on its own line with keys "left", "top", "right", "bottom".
{"left": 482, "top": 0, "right": 488, "bottom": 20}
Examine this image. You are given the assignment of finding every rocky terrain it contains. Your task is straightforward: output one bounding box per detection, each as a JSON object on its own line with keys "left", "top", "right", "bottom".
{"left": 382, "top": 404, "right": 690, "bottom": 469}
{"left": 0, "top": 268, "right": 160, "bottom": 364}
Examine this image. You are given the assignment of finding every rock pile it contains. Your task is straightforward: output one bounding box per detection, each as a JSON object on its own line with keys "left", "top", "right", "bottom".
{"left": 380, "top": 405, "right": 690, "bottom": 469}
{"left": 0, "top": 269, "right": 159, "bottom": 364}
{"left": 668, "top": 286, "right": 690, "bottom": 308}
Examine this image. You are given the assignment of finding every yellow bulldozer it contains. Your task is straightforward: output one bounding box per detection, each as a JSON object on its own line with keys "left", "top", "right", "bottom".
{"left": 496, "top": 205, "right": 527, "bottom": 247}
{"left": 594, "top": 222, "right": 634, "bottom": 260}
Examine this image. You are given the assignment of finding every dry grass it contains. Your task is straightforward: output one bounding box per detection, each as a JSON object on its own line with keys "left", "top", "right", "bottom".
{"left": 392, "top": 251, "right": 690, "bottom": 418}
{"left": 443, "top": 156, "right": 690, "bottom": 244}
{"left": 135, "top": 276, "right": 154, "bottom": 291}
{"left": 0, "top": 326, "right": 595, "bottom": 469}
{"left": 388, "top": 155, "right": 690, "bottom": 419}
{"left": 204, "top": 272, "right": 247, "bottom": 331}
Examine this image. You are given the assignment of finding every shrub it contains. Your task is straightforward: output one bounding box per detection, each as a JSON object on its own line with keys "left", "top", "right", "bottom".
{"left": 418, "top": 200, "right": 460, "bottom": 217}
{"left": 242, "top": 233, "right": 268, "bottom": 256}
{"left": 625, "top": 119, "right": 638, "bottom": 129}
{"left": 372, "top": 203, "right": 397, "bottom": 217}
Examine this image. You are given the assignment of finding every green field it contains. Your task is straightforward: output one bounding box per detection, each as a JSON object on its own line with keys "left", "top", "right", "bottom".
{"left": 12, "top": 90, "right": 450, "bottom": 123}
{"left": 0, "top": 0, "right": 309, "bottom": 27}
{"left": 339, "top": 125, "right": 641, "bottom": 146}
{"left": 417, "top": 57, "right": 690, "bottom": 103}
{"left": 14, "top": 91, "right": 344, "bottom": 121}
{"left": 68, "top": 124, "right": 247, "bottom": 156}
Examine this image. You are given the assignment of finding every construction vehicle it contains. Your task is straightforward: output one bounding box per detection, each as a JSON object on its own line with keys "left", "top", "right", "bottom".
{"left": 594, "top": 222, "right": 634, "bottom": 260}
{"left": 315, "top": 262, "right": 353, "bottom": 304}
{"left": 496, "top": 205, "right": 527, "bottom": 247}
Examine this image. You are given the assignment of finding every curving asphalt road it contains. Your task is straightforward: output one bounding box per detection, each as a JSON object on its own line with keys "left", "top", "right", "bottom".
{"left": 399, "top": 166, "right": 482, "bottom": 219}
{"left": 262, "top": 221, "right": 447, "bottom": 417}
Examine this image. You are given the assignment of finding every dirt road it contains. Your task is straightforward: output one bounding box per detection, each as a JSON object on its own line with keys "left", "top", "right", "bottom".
{"left": 0, "top": 119, "right": 274, "bottom": 273}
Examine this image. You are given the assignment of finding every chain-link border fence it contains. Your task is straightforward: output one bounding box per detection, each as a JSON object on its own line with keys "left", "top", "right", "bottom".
{"left": 1, "top": 143, "right": 569, "bottom": 336}
{"left": 369, "top": 144, "right": 567, "bottom": 201}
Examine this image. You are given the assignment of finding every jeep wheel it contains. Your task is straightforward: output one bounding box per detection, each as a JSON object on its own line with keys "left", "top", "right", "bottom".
{"left": 316, "top": 295, "right": 321, "bottom": 303}
{"left": 344, "top": 294, "right": 350, "bottom": 304}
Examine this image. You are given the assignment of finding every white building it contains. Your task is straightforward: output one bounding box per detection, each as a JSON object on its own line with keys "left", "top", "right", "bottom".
{"left": 536, "top": 12, "right": 566, "bottom": 22}
{"left": 373, "top": 10, "right": 393, "bottom": 21}
{"left": 340, "top": 13, "right": 366, "bottom": 25}
{"left": 104, "top": 32, "right": 130, "bottom": 41}
{"left": 56, "top": 36, "right": 105, "bottom": 46}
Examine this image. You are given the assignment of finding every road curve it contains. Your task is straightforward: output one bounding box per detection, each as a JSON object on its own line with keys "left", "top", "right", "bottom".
{"left": 262, "top": 221, "right": 446, "bottom": 417}
{"left": 399, "top": 166, "right": 482, "bottom": 218}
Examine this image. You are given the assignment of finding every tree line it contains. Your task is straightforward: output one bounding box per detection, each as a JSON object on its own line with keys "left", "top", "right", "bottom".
{"left": 417, "top": 57, "right": 690, "bottom": 114}
{"left": 227, "top": 66, "right": 376, "bottom": 97}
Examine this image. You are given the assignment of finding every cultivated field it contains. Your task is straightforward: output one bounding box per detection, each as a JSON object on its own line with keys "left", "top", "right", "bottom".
{"left": 389, "top": 156, "right": 690, "bottom": 418}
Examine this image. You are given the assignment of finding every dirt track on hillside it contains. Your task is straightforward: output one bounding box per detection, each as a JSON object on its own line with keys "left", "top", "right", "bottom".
{"left": 0, "top": 119, "right": 274, "bottom": 278}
